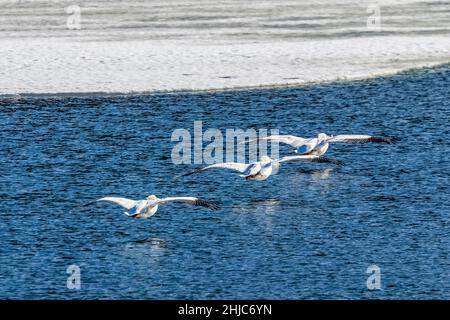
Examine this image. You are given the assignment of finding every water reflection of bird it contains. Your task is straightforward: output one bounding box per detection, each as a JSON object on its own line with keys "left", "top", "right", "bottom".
{"left": 94, "top": 195, "right": 219, "bottom": 219}
{"left": 129, "top": 237, "right": 166, "bottom": 246}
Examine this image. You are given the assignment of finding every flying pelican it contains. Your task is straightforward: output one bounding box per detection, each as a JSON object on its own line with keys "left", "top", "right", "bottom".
{"left": 95, "top": 195, "right": 219, "bottom": 219}
{"left": 241, "top": 133, "right": 394, "bottom": 156}
{"left": 180, "top": 155, "right": 341, "bottom": 181}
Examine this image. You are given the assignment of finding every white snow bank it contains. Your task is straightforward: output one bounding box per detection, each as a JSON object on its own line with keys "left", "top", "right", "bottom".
{"left": 1, "top": 36, "right": 449, "bottom": 95}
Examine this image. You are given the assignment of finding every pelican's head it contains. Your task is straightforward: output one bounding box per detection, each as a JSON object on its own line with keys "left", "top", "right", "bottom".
{"left": 318, "top": 133, "right": 332, "bottom": 141}
{"left": 147, "top": 195, "right": 158, "bottom": 200}
{"left": 260, "top": 155, "right": 272, "bottom": 164}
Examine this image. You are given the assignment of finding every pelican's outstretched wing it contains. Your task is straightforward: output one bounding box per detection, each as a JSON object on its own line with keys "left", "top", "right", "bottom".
{"left": 240, "top": 135, "right": 307, "bottom": 148}
{"left": 180, "top": 162, "right": 251, "bottom": 177}
{"left": 155, "top": 197, "right": 219, "bottom": 210}
{"left": 329, "top": 134, "right": 394, "bottom": 144}
{"left": 279, "top": 155, "right": 343, "bottom": 165}
{"left": 96, "top": 197, "right": 137, "bottom": 209}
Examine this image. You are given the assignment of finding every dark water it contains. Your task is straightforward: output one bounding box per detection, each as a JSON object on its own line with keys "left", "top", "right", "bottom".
{"left": 0, "top": 65, "right": 449, "bottom": 299}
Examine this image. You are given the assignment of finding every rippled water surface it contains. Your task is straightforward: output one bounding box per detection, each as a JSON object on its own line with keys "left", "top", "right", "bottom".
{"left": 0, "top": 65, "right": 449, "bottom": 299}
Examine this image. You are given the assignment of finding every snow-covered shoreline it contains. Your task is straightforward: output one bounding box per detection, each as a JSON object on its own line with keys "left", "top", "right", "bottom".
{"left": 2, "top": 36, "right": 449, "bottom": 95}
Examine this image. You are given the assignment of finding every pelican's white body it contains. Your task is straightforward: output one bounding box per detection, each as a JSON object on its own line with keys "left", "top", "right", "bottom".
{"left": 241, "top": 157, "right": 274, "bottom": 181}
{"left": 127, "top": 200, "right": 159, "bottom": 219}
{"left": 293, "top": 133, "right": 332, "bottom": 156}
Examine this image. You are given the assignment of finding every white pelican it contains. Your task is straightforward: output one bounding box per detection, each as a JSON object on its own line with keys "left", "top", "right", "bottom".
{"left": 180, "top": 155, "right": 341, "bottom": 181}
{"left": 242, "top": 133, "right": 394, "bottom": 156}
{"left": 96, "top": 195, "right": 219, "bottom": 219}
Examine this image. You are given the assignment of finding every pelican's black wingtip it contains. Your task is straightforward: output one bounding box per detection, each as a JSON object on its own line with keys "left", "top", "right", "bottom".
{"left": 195, "top": 199, "right": 220, "bottom": 210}
{"left": 77, "top": 199, "right": 98, "bottom": 207}
{"left": 374, "top": 135, "right": 400, "bottom": 144}
{"left": 331, "top": 158, "right": 344, "bottom": 166}
{"left": 175, "top": 168, "right": 203, "bottom": 179}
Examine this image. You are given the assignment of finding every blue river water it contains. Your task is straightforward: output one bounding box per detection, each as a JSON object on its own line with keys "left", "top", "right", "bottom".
{"left": 0, "top": 65, "right": 449, "bottom": 299}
